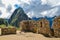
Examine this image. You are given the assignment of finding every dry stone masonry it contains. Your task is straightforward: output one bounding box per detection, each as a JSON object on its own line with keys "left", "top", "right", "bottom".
{"left": 37, "top": 18, "right": 51, "bottom": 37}
{"left": 20, "top": 16, "right": 60, "bottom": 37}
{"left": 52, "top": 16, "right": 60, "bottom": 37}
{"left": 0, "top": 27, "right": 16, "bottom": 35}
{"left": 20, "top": 18, "right": 52, "bottom": 37}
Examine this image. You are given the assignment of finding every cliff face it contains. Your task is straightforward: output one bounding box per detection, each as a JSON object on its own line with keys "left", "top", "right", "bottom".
{"left": 9, "top": 7, "right": 31, "bottom": 27}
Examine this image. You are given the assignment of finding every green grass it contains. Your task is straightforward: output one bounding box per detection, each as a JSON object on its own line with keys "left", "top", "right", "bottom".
{"left": 0, "top": 24, "right": 6, "bottom": 28}
{"left": 0, "top": 24, "right": 15, "bottom": 28}
{"left": 16, "top": 27, "right": 20, "bottom": 30}
{"left": 0, "top": 24, "right": 21, "bottom": 31}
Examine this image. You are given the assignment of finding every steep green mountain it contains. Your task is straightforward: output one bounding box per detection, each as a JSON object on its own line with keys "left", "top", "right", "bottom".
{"left": 9, "top": 7, "right": 31, "bottom": 27}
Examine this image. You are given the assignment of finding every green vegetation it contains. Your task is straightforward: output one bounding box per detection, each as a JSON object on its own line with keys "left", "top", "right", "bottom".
{"left": 9, "top": 7, "right": 31, "bottom": 27}
{"left": 16, "top": 27, "right": 20, "bottom": 30}
{"left": 0, "top": 18, "right": 15, "bottom": 28}
{"left": 0, "top": 24, "right": 14, "bottom": 28}
{"left": 0, "top": 18, "right": 20, "bottom": 30}
{"left": 0, "top": 24, "right": 6, "bottom": 28}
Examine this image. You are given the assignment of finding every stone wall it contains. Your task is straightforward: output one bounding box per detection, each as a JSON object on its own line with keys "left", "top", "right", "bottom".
{"left": 0, "top": 27, "right": 16, "bottom": 35}
{"left": 52, "top": 16, "right": 60, "bottom": 37}
{"left": 20, "top": 20, "right": 29, "bottom": 32}
{"left": 20, "top": 17, "right": 60, "bottom": 37}
{"left": 20, "top": 19, "right": 52, "bottom": 37}
{"left": 37, "top": 18, "right": 51, "bottom": 37}
{"left": 20, "top": 20, "right": 37, "bottom": 32}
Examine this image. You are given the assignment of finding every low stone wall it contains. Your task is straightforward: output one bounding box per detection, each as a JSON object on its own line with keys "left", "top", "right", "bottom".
{"left": 0, "top": 27, "right": 16, "bottom": 35}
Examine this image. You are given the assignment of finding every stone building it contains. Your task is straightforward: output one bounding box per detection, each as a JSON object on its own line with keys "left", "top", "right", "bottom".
{"left": 28, "top": 20, "right": 37, "bottom": 33}
{"left": 37, "top": 18, "right": 51, "bottom": 36}
{"left": 20, "top": 20, "right": 29, "bottom": 32}
{"left": 20, "top": 18, "right": 52, "bottom": 37}
{"left": 52, "top": 16, "right": 60, "bottom": 37}
{"left": 20, "top": 20, "right": 37, "bottom": 32}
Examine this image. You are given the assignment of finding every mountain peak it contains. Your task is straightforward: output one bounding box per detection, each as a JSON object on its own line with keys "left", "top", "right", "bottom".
{"left": 9, "top": 7, "right": 31, "bottom": 27}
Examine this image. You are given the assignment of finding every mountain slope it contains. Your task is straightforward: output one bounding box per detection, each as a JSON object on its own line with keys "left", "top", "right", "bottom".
{"left": 9, "top": 7, "right": 31, "bottom": 27}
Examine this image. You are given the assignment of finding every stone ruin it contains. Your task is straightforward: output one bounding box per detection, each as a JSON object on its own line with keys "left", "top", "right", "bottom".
{"left": 20, "top": 20, "right": 37, "bottom": 33}
{"left": 52, "top": 16, "right": 60, "bottom": 37}
{"left": 20, "top": 16, "right": 60, "bottom": 37}
{"left": 37, "top": 18, "right": 52, "bottom": 37}
{"left": 0, "top": 27, "right": 16, "bottom": 35}
{"left": 20, "top": 20, "right": 29, "bottom": 32}
{"left": 20, "top": 18, "right": 52, "bottom": 37}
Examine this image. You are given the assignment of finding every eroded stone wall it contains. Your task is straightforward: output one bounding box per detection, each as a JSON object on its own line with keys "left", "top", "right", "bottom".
{"left": 20, "top": 19, "right": 52, "bottom": 37}
{"left": 52, "top": 16, "right": 60, "bottom": 37}
{"left": 37, "top": 18, "right": 51, "bottom": 36}
{"left": 0, "top": 27, "right": 16, "bottom": 35}
{"left": 20, "top": 17, "right": 60, "bottom": 37}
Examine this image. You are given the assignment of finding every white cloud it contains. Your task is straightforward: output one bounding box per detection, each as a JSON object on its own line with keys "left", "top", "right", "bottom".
{"left": 19, "top": 0, "right": 31, "bottom": 4}
{"left": 0, "top": 0, "right": 60, "bottom": 19}
{"left": 0, "top": 0, "right": 5, "bottom": 7}
{"left": 27, "top": 11, "right": 35, "bottom": 18}
{"left": 0, "top": 10, "right": 2, "bottom": 15}
{"left": 0, "top": 0, "right": 20, "bottom": 19}
{"left": 41, "top": 0, "right": 47, "bottom": 5}
{"left": 0, "top": 7, "right": 10, "bottom": 19}
{"left": 47, "top": 0, "right": 60, "bottom": 7}
{"left": 40, "top": 11, "right": 47, "bottom": 16}
{"left": 6, "top": 4, "right": 12, "bottom": 13}
{"left": 46, "top": 7, "right": 58, "bottom": 17}
{"left": 22, "top": 0, "right": 60, "bottom": 18}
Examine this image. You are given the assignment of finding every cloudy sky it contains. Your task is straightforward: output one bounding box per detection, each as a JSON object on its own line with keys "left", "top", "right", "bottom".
{"left": 0, "top": 0, "right": 60, "bottom": 19}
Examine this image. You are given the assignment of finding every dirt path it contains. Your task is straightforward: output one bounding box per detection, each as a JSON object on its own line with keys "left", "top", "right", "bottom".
{"left": 0, "top": 31, "right": 60, "bottom": 40}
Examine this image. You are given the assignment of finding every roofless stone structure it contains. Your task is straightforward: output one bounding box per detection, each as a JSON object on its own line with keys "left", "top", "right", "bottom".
{"left": 20, "top": 18, "right": 52, "bottom": 37}
{"left": 52, "top": 16, "right": 60, "bottom": 37}
{"left": 37, "top": 18, "right": 51, "bottom": 36}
